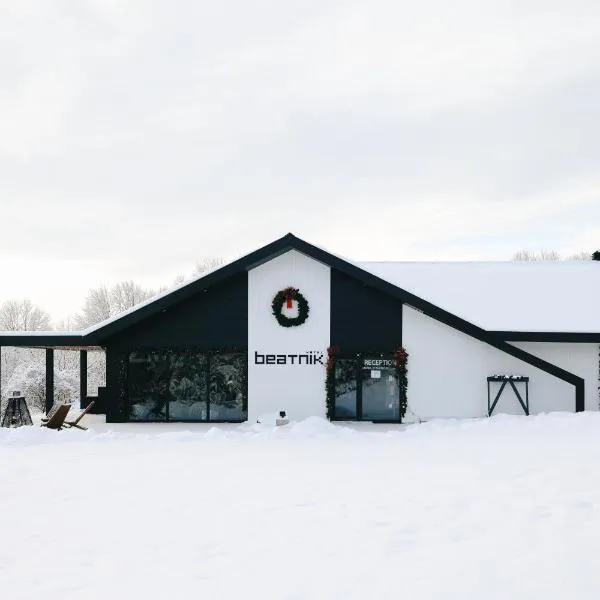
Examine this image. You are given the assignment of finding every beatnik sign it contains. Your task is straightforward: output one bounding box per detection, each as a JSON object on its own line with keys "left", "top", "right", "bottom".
{"left": 254, "top": 351, "right": 325, "bottom": 365}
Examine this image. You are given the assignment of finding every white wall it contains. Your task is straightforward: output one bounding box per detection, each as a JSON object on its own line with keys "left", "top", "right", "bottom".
{"left": 512, "top": 342, "right": 599, "bottom": 411}
{"left": 402, "top": 306, "right": 576, "bottom": 422}
{"left": 248, "top": 250, "right": 330, "bottom": 422}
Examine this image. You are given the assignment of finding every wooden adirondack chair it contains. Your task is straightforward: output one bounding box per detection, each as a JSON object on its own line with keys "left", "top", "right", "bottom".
{"left": 64, "top": 401, "right": 95, "bottom": 431}
{"left": 40, "top": 404, "right": 71, "bottom": 430}
{"left": 41, "top": 402, "right": 62, "bottom": 424}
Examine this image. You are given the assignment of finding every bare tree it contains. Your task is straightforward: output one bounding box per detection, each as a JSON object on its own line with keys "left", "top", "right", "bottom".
{"left": 73, "top": 286, "right": 112, "bottom": 329}
{"left": 0, "top": 299, "right": 51, "bottom": 331}
{"left": 111, "top": 281, "right": 154, "bottom": 313}
{"left": 512, "top": 250, "right": 560, "bottom": 261}
{"left": 513, "top": 249, "right": 595, "bottom": 261}
{"left": 513, "top": 250, "right": 536, "bottom": 261}
{"left": 192, "top": 257, "right": 223, "bottom": 277}
{"left": 74, "top": 282, "right": 156, "bottom": 329}
{"left": 566, "top": 251, "right": 592, "bottom": 260}
{"left": 539, "top": 250, "right": 560, "bottom": 261}
{"left": 54, "top": 315, "right": 77, "bottom": 331}
{"left": 172, "top": 274, "right": 185, "bottom": 287}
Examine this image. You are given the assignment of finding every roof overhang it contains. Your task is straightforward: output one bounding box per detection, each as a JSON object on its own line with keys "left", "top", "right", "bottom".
{"left": 0, "top": 332, "right": 102, "bottom": 349}
{"left": 491, "top": 331, "right": 600, "bottom": 343}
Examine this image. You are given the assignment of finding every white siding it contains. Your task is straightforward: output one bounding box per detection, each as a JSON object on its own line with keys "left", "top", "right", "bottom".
{"left": 248, "top": 250, "right": 330, "bottom": 422}
{"left": 402, "top": 306, "right": 576, "bottom": 422}
{"left": 512, "top": 342, "right": 599, "bottom": 411}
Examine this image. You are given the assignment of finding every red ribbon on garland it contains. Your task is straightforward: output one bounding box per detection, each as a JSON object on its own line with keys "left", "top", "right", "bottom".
{"left": 284, "top": 287, "right": 295, "bottom": 309}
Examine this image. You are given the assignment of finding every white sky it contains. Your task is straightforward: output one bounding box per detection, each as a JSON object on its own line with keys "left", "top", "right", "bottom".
{"left": 1, "top": 0, "right": 600, "bottom": 323}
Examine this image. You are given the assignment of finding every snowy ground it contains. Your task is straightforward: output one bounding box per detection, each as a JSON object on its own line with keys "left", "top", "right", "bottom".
{"left": 1, "top": 413, "right": 600, "bottom": 599}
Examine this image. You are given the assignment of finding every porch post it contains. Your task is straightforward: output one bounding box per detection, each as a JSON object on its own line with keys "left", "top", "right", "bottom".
{"left": 45, "top": 348, "right": 54, "bottom": 414}
{"left": 80, "top": 350, "right": 88, "bottom": 409}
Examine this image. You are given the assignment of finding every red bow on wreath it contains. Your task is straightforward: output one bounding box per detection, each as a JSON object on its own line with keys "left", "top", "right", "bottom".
{"left": 284, "top": 287, "right": 296, "bottom": 309}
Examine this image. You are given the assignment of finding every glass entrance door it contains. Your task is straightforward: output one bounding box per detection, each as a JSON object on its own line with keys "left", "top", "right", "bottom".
{"left": 331, "top": 354, "right": 401, "bottom": 422}
{"left": 361, "top": 357, "right": 400, "bottom": 421}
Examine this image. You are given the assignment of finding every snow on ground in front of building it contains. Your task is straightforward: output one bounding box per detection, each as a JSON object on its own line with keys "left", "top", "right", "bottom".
{"left": 1, "top": 413, "right": 600, "bottom": 599}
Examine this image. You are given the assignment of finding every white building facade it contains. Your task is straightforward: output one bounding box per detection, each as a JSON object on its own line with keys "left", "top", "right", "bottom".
{"left": 13, "top": 233, "right": 591, "bottom": 424}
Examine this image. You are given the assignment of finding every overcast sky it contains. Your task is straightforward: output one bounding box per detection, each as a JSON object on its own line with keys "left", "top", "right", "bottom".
{"left": 1, "top": 0, "right": 600, "bottom": 323}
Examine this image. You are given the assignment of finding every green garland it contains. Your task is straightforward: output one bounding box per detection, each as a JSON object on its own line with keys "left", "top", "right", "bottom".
{"left": 393, "top": 346, "right": 409, "bottom": 419}
{"left": 272, "top": 287, "right": 310, "bottom": 327}
{"left": 325, "top": 345, "right": 340, "bottom": 419}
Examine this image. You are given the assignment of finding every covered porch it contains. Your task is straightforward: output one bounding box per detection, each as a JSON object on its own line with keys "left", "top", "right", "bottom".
{"left": 0, "top": 333, "right": 105, "bottom": 415}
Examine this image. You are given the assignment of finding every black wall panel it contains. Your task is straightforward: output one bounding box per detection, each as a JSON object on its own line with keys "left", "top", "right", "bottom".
{"left": 330, "top": 269, "right": 403, "bottom": 353}
{"left": 108, "top": 273, "right": 248, "bottom": 352}
{"left": 104, "top": 273, "right": 248, "bottom": 421}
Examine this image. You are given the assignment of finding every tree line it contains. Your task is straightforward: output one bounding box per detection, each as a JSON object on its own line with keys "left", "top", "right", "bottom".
{"left": 512, "top": 250, "right": 600, "bottom": 261}
{"left": 0, "top": 257, "right": 223, "bottom": 332}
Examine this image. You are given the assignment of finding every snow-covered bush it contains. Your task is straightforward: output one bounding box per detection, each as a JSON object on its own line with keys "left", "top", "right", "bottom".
{"left": 4, "top": 363, "right": 79, "bottom": 413}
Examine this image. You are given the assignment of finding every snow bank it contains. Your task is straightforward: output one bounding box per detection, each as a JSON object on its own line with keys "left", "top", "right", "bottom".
{"left": 2, "top": 413, "right": 600, "bottom": 599}
{"left": 2, "top": 411, "right": 600, "bottom": 446}
{"left": 245, "top": 415, "right": 355, "bottom": 437}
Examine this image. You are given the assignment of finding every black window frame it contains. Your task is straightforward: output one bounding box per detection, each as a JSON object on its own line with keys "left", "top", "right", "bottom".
{"left": 331, "top": 351, "right": 402, "bottom": 423}
{"left": 125, "top": 348, "right": 248, "bottom": 423}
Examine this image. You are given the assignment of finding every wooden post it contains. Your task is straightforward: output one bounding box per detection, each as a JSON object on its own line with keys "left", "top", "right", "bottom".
{"left": 45, "top": 348, "right": 54, "bottom": 414}
{"left": 80, "top": 350, "right": 88, "bottom": 409}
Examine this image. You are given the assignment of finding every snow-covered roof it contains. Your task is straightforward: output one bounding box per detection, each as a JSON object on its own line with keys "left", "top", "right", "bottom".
{"left": 359, "top": 260, "right": 600, "bottom": 333}
{"left": 4, "top": 235, "right": 598, "bottom": 344}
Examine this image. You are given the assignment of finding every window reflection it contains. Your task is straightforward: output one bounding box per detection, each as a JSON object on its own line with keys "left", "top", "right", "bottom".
{"left": 209, "top": 353, "right": 247, "bottom": 421}
{"left": 168, "top": 352, "right": 208, "bottom": 421}
{"left": 128, "top": 351, "right": 168, "bottom": 421}
{"left": 334, "top": 359, "right": 358, "bottom": 418}
{"left": 361, "top": 359, "right": 399, "bottom": 421}
{"left": 332, "top": 354, "right": 401, "bottom": 422}
{"left": 128, "top": 351, "right": 246, "bottom": 422}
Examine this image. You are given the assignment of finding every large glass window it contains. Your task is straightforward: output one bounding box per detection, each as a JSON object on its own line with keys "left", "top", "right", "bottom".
{"left": 209, "top": 353, "right": 247, "bottom": 421}
{"left": 168, "top": 352, "right": 208, "bottom": 421}
{"left": 127, "top": 350, "right": 246, "bottom": 422}
{"left": 128, "top": 351, "right": 169, "bottom": 421}
{"left": 334, "top": 358, "right": 358, "bottom": 419}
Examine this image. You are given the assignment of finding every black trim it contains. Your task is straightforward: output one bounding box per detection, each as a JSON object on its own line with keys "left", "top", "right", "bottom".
{"left": 45, "top": 349, "right": 54, "bottom": 414}
{"left": 80, "top": 350, "right": 87, "bottom": 409}
{"left": 0, "top": 334, "right": 86, "bottom": 347}
{"left": 119, "top": 420, "right": 246, "bottom": 424}
{"left": 491, "top": 331, "right": 600, "bottom": 343}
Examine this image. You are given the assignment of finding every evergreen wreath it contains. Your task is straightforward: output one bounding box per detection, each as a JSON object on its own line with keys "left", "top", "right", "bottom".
{"left": 271, "top": 287, "right": 310, "bottom": 327}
